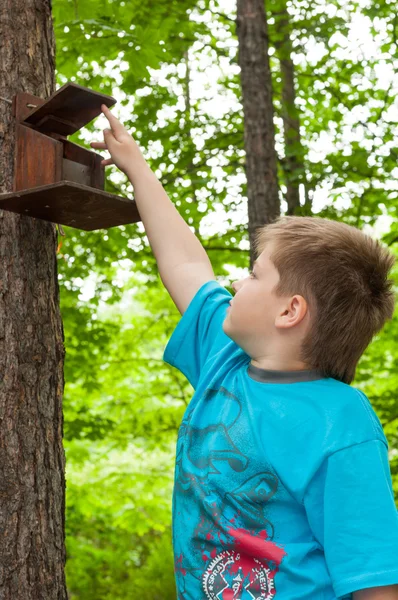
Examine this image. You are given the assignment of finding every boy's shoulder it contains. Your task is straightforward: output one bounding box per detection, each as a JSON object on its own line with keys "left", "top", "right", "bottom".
{"left": 302, "top": 377, "right": 387, "bottom": 449}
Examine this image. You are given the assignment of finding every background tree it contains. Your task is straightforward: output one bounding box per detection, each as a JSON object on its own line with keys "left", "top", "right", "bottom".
{"left": 236, "top": 0, "right": 280, "bottom": 265}
{"left": 0, "top": 0, "right": 67, "bottom": 598}
{"left": 272, "top": 0, "right": 308, "bottom": 215}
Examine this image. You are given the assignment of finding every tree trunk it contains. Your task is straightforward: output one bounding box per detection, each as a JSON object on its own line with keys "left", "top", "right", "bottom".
{"left": 0, "top": 1, "right": 67, "bottom": 599}
{"left": 273, "top": 0, "right": 308, "bottom": 215}
{"left": 236, "top": 0, "right": 280, "bottom": 267}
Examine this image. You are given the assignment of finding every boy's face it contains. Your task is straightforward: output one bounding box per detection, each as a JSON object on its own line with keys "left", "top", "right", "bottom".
{"left": 223, "top": 245, "right": 283, "bottom": 351}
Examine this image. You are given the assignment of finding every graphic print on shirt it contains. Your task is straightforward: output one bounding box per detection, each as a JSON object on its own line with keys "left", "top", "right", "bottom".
{"left": 173, "top": 386, "right": 287, "bottom": 599}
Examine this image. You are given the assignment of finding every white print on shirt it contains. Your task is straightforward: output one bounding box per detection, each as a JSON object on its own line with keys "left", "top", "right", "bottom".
{"left": 203, "top": 549, "right": 276, "bottom": 599}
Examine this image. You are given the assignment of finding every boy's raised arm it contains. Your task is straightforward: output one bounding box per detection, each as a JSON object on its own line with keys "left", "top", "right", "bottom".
{"left": 91, "top": 106, "right": 215, "bottom": 314}
{"left": 353, "top": 585, "right": 398, "bottom": 599}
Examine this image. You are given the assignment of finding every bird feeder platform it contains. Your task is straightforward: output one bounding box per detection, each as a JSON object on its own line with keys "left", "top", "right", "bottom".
{"left": 0, "top": 82, "right": 141, "bottom": 231}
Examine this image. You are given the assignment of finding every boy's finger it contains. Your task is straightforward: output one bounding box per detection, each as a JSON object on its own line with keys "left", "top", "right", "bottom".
{"left": 103, "top": 128, "right": 117, "bottom": 146}
{"left": 90, "top": 141, "right": 107, "bottom": 149}
{"left": 101, "top": 104, "right": 126, "bottom": 137}
{"left": 101, "top": 158, "right": 114, "bottom": 166}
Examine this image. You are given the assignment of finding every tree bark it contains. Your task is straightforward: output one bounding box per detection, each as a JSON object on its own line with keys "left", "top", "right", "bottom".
{"left": 0, "top": 1, "right": 67, "bottom": 599}
{"left": 236, "top": 0, "right": 280, "bottom": 267}
{"left": 273, "top": 0, "right": 308, "bottom": 215}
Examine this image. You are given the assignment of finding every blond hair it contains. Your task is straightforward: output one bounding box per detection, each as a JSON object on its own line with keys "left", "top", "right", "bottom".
{"left": 254, "top": 216, "right": 396, "bottom": 384}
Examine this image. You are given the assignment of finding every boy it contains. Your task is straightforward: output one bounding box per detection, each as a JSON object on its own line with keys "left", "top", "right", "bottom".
{"left": 91, "top": 106, "right": 398, "bottom": 599}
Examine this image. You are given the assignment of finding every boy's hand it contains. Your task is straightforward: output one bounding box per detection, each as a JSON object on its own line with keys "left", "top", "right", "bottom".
{"left": 90, "top": 105, "right": 148, "bottom": 180}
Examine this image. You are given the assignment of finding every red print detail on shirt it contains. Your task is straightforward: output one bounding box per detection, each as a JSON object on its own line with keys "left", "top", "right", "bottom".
{"left": 227, "top": 527, "right": 287, "bottom": 567}
{"left": 175, "top": 553, "right": 187, "bottom": 576}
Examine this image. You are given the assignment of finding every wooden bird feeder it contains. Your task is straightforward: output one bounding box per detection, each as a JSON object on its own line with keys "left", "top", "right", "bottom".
{"left": 0, "top": 82, "right": 140, "bottom": 231}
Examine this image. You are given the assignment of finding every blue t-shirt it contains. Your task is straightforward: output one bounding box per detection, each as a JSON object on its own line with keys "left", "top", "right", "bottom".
{"left": 163, "top": 280, "right": 398, "bottom": 600}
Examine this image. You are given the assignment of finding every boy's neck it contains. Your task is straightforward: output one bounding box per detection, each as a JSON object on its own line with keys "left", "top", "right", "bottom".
{"left": 250, "top": 357, "right": 311, "bottom": 372}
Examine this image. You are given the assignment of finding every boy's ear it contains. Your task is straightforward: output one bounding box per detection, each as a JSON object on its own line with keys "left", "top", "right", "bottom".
{"left": 275, "top": 295, "right": 308, "bottom": 329}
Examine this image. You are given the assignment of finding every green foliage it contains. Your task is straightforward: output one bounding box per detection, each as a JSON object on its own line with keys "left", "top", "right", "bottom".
{"left": 52, "top": 0, "right": 398, "bottom": 597}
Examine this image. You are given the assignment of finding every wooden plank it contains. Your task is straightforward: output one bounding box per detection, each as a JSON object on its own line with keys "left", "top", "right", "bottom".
{"left": 63, "top": 139, "right": 97, "bottom": 167}
{"left": 34, "top": 115, "right": 77, "bottom": 137}
{"left": 23, "top": 82, "right": 116, "bottom": 136}
{"left": 14, "top": 125, "right": 63, "bottom": 191}
{"left": 13, "top": 92, "right": 45, "bottom": 122}
{"left": 62, "top": 159, "right": 91, "bottom": 187}
{"left": 90, "top": 153, "right": 105, "bottom": 190}
{"left": 62, "top": 140, "right": 104, "bottom": 190}
{"left": 0, "top": 182, "right": 141, "bottom": 231}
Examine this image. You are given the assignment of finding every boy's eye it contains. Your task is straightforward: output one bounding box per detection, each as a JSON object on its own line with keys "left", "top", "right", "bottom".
{"left": 249, "top": 271, "right": 255, "bottom": 278}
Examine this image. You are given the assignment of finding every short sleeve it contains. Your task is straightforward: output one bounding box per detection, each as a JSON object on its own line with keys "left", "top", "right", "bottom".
{"left": 303, "top": 439, "right": 398, "bottom": 598}
{"left": 163, "top": 280, "right": 234, "bottom": 389}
